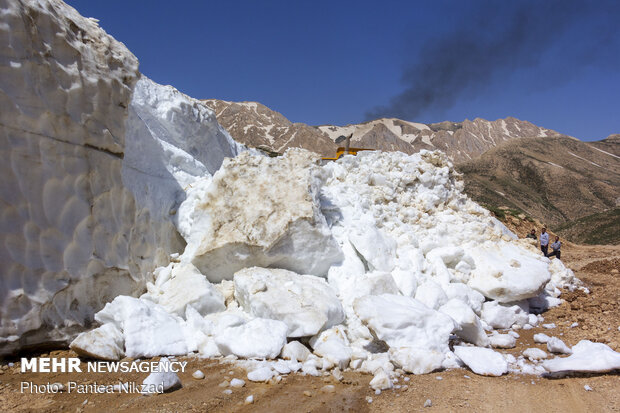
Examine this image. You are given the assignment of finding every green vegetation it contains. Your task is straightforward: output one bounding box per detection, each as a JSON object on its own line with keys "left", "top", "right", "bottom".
{"left": 554, "top": 208, "right": 620, "bottom": 245}
{"left": 483, "top": 204, "right": 530, "bottom": 222}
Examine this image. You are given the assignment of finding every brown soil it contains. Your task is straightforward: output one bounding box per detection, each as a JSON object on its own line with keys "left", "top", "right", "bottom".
{"left": 1, "top": 244, "right": 619, "bottom": 413}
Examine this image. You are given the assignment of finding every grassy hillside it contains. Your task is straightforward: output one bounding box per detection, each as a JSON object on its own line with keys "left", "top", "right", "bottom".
{"left": 457, "top": 135, "right": 619, "bottom": 244}
{"left": 554, "top": 208, "right": 620, "bottom": 245}
{"left": 457, "top": 136, "right": 620, "bottom": 226}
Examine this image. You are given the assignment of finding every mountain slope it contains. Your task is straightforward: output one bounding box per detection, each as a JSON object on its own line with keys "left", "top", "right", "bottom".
{"left": 203, "top": 99, "right": 563, "bottom": 162}
{"left": 457, "top": 136, "right": 620, "bottom": 230}
{"left": 554, "top": 208, "right": 620, "bottom": 245}
{"left": 203, "top": 99, "right": 619, "bottom": 243}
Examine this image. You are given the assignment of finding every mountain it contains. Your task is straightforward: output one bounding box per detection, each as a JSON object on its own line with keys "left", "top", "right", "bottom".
{"left": 203, "top": 99, "right": 563, "bottom": 162}
{"left": 457, "top": 135, "right": 620, "bottom": 231}
{"left": 203, "top": 99, "right": 619, "bottom": 244}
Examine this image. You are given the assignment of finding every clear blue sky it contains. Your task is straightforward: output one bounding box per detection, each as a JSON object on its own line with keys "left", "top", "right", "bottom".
{"left": 66, "top": 0, "right": 619, "bottom": 141}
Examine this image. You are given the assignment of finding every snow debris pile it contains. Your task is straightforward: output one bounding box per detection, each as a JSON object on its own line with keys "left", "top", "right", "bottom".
{"left": 71, "top": 147, "right": 594, "bottom": 382}
{"left": 5, "top": 0, "right": 617, "bottom": 387}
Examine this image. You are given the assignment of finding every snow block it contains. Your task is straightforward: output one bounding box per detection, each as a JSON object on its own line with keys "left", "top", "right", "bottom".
{"left": 467, "top": 241, "right": 551, "bottom": 302}
{"left": 454, "top": 346, "right": 508, "bottom": 376}
{"left": 234, "top": 267, "right": 344, "bottom": 337}
{"left": 354, "top": 294, "right": 456, "bottom": 353}
{"left": 439, "top": 299, "right": 489, "bottom": 347}
{"left": 215, "top": 318, "right": 288, "bottom": 359}
{"left": 95, "top": 296, "right": 188, "bottom": 358}
{"left": 182, "top": 149, "right": 343, "bottom": 282}
{"left": 542, "top": 340, "right": 620, "bottom": 374}
{"left": 70, "top": 323, "right": 124, "bottom": 361}
{"left": 146, "top": 263, "right": 225, "bottom": 317}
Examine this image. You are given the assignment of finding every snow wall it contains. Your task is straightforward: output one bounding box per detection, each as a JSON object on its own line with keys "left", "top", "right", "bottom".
{"left": 0, "top": 0, "right": 240, "bottom": 354}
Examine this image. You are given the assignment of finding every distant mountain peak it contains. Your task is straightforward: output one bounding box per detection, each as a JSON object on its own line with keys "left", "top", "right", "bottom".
{"left": 203, "top": 99, "right": 565, "bottom": 162}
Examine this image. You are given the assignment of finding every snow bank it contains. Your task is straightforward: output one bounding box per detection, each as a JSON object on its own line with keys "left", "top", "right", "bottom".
{"left": 0, "top": 0, "right": 239, "bottom": 354}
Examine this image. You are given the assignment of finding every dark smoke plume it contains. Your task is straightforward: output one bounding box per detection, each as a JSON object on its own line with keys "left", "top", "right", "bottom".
{"left": 366, "top": 0, "right": 620, "bottom": 121}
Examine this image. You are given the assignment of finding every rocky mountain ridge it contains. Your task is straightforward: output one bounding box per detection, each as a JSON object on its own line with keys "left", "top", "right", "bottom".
{"left": 203, "top": 99, "right": 619, "bottom": 243}
{"left": 203, "top": 99, "right": 564, "bottom": 163}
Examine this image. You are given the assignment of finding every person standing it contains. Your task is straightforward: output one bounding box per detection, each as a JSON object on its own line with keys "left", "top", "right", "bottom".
{"left": 547, "top": 236, "right": 562, "bottom": 259}
{"left": 540, "top": 227, "right": 549, "bottom": 256}
{"left": 526, "top": 229, "right": 536, "bottom": 240}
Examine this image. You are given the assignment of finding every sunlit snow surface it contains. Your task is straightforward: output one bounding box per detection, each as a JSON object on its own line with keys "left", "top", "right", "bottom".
{"left": 72, "top": 148, "right": 591, "bottom": 379}
{"left": 3, "top": 0, "right": 615, "bottom": 383}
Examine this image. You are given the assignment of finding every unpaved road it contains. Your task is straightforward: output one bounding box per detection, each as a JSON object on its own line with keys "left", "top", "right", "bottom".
{"left": 1, "top": 244, "right": 618, "bottom": 413}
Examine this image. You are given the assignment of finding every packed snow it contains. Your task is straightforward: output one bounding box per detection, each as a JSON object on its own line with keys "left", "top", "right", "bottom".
{"left": 542, "top": 341, "right": 620, "bottom": 375}
{"left": 0, "top": 0, "right": 240, "bottom": 355}
{"left": 4, "top": 0, "right": 613, "bottom": 392}
{"left": 69, "top": 147, "right": 585, "bottom": 382}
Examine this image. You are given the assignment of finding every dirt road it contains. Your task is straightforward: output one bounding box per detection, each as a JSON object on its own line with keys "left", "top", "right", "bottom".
{"left": 1, "top": 244, "right": 618, "bottom": 412}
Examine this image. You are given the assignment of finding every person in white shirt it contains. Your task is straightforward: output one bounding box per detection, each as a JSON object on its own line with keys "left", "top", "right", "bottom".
{"left": 540, "top": 227, "right": 549, "bottom": 256}
{"left": 547, "top": 236, "right": 562, "bottom": 260}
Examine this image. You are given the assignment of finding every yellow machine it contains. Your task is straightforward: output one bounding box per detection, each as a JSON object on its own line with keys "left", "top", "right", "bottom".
{"left": 321, "top": 134, "right": 373, "bottom": 161}
{"left": 322, "top": 146, "right": 372, "bottom": 160}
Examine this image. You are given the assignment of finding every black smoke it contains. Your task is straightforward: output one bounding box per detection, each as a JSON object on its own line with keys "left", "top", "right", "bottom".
{"left": 366, "top": 0, "right": 620, "bottom": 121}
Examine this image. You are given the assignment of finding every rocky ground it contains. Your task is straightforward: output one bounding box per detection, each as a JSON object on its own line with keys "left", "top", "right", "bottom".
{"left": 1, "top": 244, "right": 618, "bottom": 413}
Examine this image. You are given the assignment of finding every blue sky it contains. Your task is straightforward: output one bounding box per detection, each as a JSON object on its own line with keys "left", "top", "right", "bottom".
{"left": 67, "top": 0, "right": 619, "bottom": 141}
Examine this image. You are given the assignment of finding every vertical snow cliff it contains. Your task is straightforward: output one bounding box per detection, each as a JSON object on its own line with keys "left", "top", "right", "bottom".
{"left": 0, "top": 0, "right": 239, "bottom": 354}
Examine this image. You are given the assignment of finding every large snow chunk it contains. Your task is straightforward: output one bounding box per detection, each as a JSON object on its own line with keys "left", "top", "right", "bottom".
{"left": 444, "top": 283, "right": 485, "bottom": 315}
{"left": 480, "top": 301, "right": 529, "bottom": 329}
{"left": 453, "top": 346, "right": 508, "bottom": 376}
{"left": 415, "top": 280, "right": 449, "bottom": 309}
{"left": 309, "top": 327, "right": 352, "bottom": 370}
{"left": 548, "top": 259, "right": 581, "bottom": 291}
{"left": 369, "top": 368, "right": 393, "bottom": 391}
{"left": 542, "top": 340, "right": 620, "bottom": 374}
{"left": 70, "top": 324, "right": 124, "bottom": 361}
{"left": 214, "top": 318, "right": 288, "bottom": 359}
{"left": 467, "top": 241, "right": 551, "bottom": 302}
{"left": 488, "top": 333, "right": 516, "bottom": 349}
{"left": 547, "top": 337, "right": 572, "bottom": 354}
{"left": 389, "top": 347, "right": 445, "bottom": 375}
{"left": 142, "top": 357, "right": 182, "bottom": 394}
{"left": 348, "top": 225, "right": 396, "bottom": 272}
{"left": 95, "top": 296, "right": 188, "bottom": 358}
{"left": 145, "top": 263, "right": 225, "bottom": 316}
{"left": 281, "top": 341, "right": 312, "bottom": 362}
{"left": 182, "top": 149, "right": 343, "bottom": 282}
{"left": 439, "top": 299, "right": 489, "bottom": 347}
{"left": 353, "top": 294, "right": 456, "bottom": 353}
{"left": 233, "top": 267, "right": 344, "bottom": 337}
